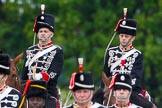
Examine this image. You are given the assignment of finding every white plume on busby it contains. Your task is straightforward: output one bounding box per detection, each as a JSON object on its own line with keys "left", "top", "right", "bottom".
{"left": 117, "top": 19, "right": 137, "bottom": 36}
{"left": 0, "top": 53, "right": 11, "bottom": 75}
{"left": 26, "top": 80, "right": 47, "bottom": 99}
{"left": 69, "top": 72, "right": 95, "bottom": 91}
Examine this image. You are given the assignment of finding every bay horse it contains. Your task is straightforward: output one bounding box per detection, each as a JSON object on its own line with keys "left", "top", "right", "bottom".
{"left": 6, "top": 52, "right": 23, "bottom": 93}
{"left": 92, "top": 72, "right": 115, "bottom": 106}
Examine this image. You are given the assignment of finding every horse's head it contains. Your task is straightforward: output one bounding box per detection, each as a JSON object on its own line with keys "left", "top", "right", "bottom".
{"left": 102, "top": 72, "right": 116, "bottom": 106}
{"left": 6, "top": 52, "right": 23, "bottom": 92}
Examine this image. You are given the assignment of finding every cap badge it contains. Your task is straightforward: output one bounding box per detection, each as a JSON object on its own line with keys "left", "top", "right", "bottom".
{"left": 41, "top": 16, "right": 44, "bottom": 20}
{"left": 80, "top": 75, "right": 84, "bottom": 81}
{"left": 122, "top": 20, "right": 126, "bottom": 25}
{"left": 120, "top": 75, "right": 125, "bottom": 81}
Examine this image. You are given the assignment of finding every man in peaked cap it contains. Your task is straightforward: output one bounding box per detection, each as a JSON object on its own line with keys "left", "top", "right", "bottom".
{"left": 21, "top": 4, "right": 64, "bottom": 108}
{"left": 0, "top": 53, "right": 22, "bottom": 107}
{"left": 101, "top": 17, "right": 156, "bottom": 108}
{"left": 64, "top": 71, "right": 105, "bottom": 108}
{"left": 25, "top": 80, "right": 47, "bottom": 108}
{"left": 108, "top": 73, "right": 142, "bottom": 108}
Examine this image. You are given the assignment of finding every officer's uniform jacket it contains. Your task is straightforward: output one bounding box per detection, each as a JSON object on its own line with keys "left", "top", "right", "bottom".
{"left": 0, "top": 86, "right": 22, "bottom": 108}
{"left": 103, "top": 46, "right": 143, "bottom": 93}
{"left": 21, "top": 43, "right": 64, "bottom": 98}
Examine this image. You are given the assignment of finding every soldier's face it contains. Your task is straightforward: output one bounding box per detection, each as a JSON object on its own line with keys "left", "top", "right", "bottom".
{"left": 114, "top": 89, "right": 130, "bottom": 106}
{"left": 28, "top": 97, "right": 45, "bottom": 108}
{"left": 74, "top": 89, "right": 93, "bottom": 104}
{"left": 37, "top": 28, "right": 54, "bottom": 44}
{"left": 119, "top": 34, "right": 135, "bottom": 47}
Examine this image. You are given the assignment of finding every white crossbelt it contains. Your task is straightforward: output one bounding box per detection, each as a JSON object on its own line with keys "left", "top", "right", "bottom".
{"left": 110, "top": 49, "right": 136, "bottom": 72}
{"left": 28, "top": 45, "right": 57, "bottom": 68}
{"left": 0, "top": 86, "right": 12, "bottom": 101}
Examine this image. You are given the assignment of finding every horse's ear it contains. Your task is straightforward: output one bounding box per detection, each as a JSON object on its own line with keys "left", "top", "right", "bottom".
{"left": 12, "top": 52, "right": 24, "bottom": 65}
{"left": 102, "top": 72, "right": 111, "bottom": 87}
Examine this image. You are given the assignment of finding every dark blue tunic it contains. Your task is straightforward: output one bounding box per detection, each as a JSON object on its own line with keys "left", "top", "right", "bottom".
{"left": 0, "top": 86, "right": 22, "bottom": 108}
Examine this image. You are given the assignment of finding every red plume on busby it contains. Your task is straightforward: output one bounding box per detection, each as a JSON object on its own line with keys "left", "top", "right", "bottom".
{"left": 78, "top": 58, "right": 83, "bottom": 72}
{"left": 69, "top": 58, "right": 95, "bottom": 91}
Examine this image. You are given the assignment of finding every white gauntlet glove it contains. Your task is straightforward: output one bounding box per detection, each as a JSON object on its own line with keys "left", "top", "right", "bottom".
{"left": 35, "top": 72, "right": 50, "bottom": 82}
{"left": 35, "top": 73, "right": 43, "bottom": 80}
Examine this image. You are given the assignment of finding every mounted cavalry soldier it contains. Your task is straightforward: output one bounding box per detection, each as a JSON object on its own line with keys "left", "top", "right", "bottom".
{"left": 64, "top": 58, "right": 105, "bottom": 108}
{"left": 0, "top": 53, "right": 22, "bottom": 107}
{"left": 109, "top": 73, "right": 142, "bottom": 108}
{"left": 20, "top": 4, "right": 64, "bottom": 108}
{"left": 100, "top": 8, "right": 156, "bottom": 108}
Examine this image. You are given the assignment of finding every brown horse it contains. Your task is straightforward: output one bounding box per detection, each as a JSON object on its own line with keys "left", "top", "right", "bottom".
{"left": 6, "top": 52, "right": 23, "bottom": 93}
{"left": 92, "top": 72, "right": 115, "bottom": 106}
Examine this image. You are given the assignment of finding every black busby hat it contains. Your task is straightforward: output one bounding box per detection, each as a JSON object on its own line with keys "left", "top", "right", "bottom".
{"left": 34, "top": 14, "right": 54, "bottom": 33}
{"left": 0, "top": 53, "right": 11, "bottom": 75}
{"left": 69, "top": 72, "right": 95, "bottom": 91}
{"left": 114, "top": 74, "right": 132, "bottom": 91}
{"left": 26, "top": 80, "right": 47, "bottom": 99}
{"left": 117, "top": 19, "right": 137, "bottom": 36}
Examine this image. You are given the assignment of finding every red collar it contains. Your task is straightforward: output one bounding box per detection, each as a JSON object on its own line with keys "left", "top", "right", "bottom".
{"left": 115, "top": 102, "right": 130, "bottom": 107}
{"left": 119, "top": 44, "right": 133, "bottom": 51}
{"left": 38, "top": 41, "right": 53, "bottom": 49}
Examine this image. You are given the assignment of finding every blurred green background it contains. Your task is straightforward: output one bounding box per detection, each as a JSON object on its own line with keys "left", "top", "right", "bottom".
{"left": 0, "top": 0, "right": 162, "bottom": 107}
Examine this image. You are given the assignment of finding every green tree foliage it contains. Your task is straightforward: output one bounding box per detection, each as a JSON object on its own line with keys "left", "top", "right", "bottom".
{"left": 0, "top": 0, "right": 161, "bottom": 106}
